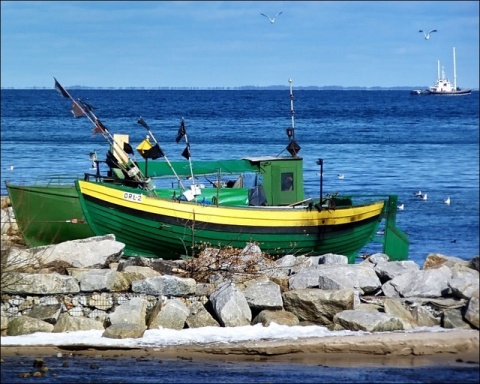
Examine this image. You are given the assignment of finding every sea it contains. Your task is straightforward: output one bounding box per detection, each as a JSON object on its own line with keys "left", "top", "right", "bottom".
{"left": 1, "top": 88, "right": 479, "bottom": 383}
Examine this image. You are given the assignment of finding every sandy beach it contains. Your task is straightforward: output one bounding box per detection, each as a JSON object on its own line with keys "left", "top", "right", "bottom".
{"left": 2, "top": 329, "right": 478, "bottom": 368}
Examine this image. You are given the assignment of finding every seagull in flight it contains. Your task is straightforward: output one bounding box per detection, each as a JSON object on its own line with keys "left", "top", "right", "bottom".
{"left": 419, "top": 29, "right": 437, "bottom": 40}
{"left": 260, "top": 11, "right": 282, "bottom": 24}
{"left": 444, "top": 196, "right": 451, "bottom": 205}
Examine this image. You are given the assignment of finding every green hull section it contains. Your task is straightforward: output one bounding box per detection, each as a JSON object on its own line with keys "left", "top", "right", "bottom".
{"left": 5, "top": 182, "right": 94, "bottom": 247}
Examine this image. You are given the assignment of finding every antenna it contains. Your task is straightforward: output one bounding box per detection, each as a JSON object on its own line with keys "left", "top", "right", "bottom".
{"left": 285, "top": 78, "right": 301, "bottom": 156}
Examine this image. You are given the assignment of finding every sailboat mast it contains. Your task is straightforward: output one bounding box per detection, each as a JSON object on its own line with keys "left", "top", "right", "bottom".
{"left": 453, "top": 47, "right": 457, "bottom": 90}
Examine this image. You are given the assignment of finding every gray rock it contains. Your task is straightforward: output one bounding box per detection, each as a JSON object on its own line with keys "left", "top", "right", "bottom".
{"left": 7, "top": 316, "right": 54, "bottom": 336}
{"left": 364, "top": 253, "right": 390, "bottom": 265}
{"left": 412, "top": 305, "right": 442, "bottom": 327}
{"left": 26, "top": 304, "right": 61, "bottom": 324}
{"left": 102, "top": 323, "right": 147, "bottom": 339}
{"left": 288, "top": 267, "right": 323, "bottom": 290}
{"left": 383, "top": 298, "right": 417, "bottom": 330}
{"left": 465, "top": 290, "right": 479, "bottom": 329}
{"left": 317, "top": 253, "right": 349, "bottom": 265}
{"left": 53, "top": 312, "right": 104, "bottom": 332}
{"left": 333, "top": 310, "right": 404, "bottom": 332}
{"left": 32, "top": 235, "right": 125, "bottom": 269}
{"left": 210, "top": 282, "right": 251, "bottom": 327}
{"left": 243, "top": 279, "right": 283, "bottom": 310}
{"left": 108, "top": 297, "right": 147, "bottom": 326}
{"left": 1, "top": 308, "right": 9, "bottom": 336}
{"left": 282, "top": 289, "right": 356, "bottom": 326}
{"left": 132, "top": 275, "right": 196, "bottom": 296}
{"left": 388, "top": 266, "right": 452, "bottom": 298}
{"left": 149, "top": 299, "right": 189, "bottom": 330}
{"left": 374, "top": 260, "right": 420, "bottom": 282}
{"left": 442, "top": 308, "right": 473, "bottom": 329}
{"left": 316, "top": 264, "right": 382, "bottom": 294}
{"left": 79, "top": 269, "right": 130, "bottom": 292}
{"left": 448, "top": 264, "right": 480, "bottom": 299}
{"left": 2, "top": 273, "right": 80, "bottom": 294}
{"left": 120, "top": 266, "right": 161, "bottom": 285}
{"left": 252, "top": 309, "right": 299, "bottom": 327}
{"left": 186, "top": 301, "right": 219, "bottom": 328}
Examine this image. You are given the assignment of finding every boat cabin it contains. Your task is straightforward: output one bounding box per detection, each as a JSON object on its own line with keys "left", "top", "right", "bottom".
{"left": 135, "top": 156, "right": 305, "bottom": 207}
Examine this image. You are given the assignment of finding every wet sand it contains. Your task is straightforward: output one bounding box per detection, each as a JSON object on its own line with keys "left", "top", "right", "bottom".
{"left": 2, "top": 329, "right": 478, "bottom": 367}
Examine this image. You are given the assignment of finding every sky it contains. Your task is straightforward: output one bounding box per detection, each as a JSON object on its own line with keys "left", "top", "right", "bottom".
{"left": 1, "top": 1, "right": 479, "bottom": 89}
{"left": 1, "top": 323, "right": 448, "bottom": 348}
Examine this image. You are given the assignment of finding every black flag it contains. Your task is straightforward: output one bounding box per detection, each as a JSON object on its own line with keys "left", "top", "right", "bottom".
{"left": 181, "top": 144, "right": 190, "bottom": 160}
{"left": 145, "top": 144, "right": 164, "bottom": 160}
{"left": 138, "top": 116, "right": 149, "bottom": 130}
{"left": 123, "top": 142, "right": 134, "bottom": 155}
{"left": 176, "top": 119, "right": 186, "bottom": 143}
{"left": 54, "top": 78, "right": 70, "bottom": 98}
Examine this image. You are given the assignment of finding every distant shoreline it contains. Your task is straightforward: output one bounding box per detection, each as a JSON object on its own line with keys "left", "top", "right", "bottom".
{"left": 4, "top": 87, "right": 478, "bottom": 91}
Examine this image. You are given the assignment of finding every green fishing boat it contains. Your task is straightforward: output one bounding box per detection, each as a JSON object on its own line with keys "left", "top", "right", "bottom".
{"left": 76, "top": 156, "right": 407, "bottom": 263}
{"left": 5, "top": 180, "right": 95, "bottom": 247}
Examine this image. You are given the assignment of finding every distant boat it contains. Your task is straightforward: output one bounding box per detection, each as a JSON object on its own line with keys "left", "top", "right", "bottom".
{"left": 410, "top": 89, "right": 428, "bottom": 96}
{"left": 424, "top": 47, "right": 472, "bottom": 96}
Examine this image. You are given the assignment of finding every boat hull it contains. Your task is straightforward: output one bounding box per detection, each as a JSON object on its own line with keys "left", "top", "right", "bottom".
{"left": 425, "top": 90, "right": 472, "bottom": 96}
{"left": 5, "top": 182, "right": 95, "bottom": 247}
{"left": 76, "top": 180, "right": 385, "bottom": 263}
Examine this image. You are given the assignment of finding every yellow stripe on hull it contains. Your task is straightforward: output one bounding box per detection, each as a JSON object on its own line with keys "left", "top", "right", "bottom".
{"left": 77, "top": 180, "right": 385, "bottom": 228}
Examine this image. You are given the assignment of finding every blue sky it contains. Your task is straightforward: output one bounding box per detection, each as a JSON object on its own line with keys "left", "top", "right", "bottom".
{"left": 1, "top": 1, "right": 479, "bottom": 89}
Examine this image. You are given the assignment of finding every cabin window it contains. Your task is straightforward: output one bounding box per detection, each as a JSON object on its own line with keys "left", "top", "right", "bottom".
{"left": 281, "top": 172, "right": 294, "bottom": 191}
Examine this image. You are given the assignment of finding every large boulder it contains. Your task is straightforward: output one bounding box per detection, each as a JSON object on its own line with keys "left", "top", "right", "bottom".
{"left": 31, "top": 235, "right": 125, "bottom": 269}
{"left": 282, "top": 289, "right": 356, "bottom": 326}
{"left": 2, "top": 273, "right": 80, "bottom": 294}
{"left": 53, "top": 312, "right": 104, "bottom": 332}
{"left": 210, "top": 282, "right": 251, "bottom": 327}
{"left": 7, "top": 316, "right": 54, "bottom": 336}
{"left": 132, "top": 275, "right": 196, "bottom": 296}
{"left": 333, "top": 310, "right": 404, "bottom": 332}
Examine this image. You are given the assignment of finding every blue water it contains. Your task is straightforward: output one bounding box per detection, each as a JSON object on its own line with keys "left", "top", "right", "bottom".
{"left": 1, "top": 355, "right": 479, "bottom": 383}
{"left": 1, "top": 89, "right": 479, "bottom": 382}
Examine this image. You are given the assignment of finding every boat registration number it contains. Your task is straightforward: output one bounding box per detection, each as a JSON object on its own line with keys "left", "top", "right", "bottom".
{"left": 123, "top": 192, "right": 142, "bottom": 202}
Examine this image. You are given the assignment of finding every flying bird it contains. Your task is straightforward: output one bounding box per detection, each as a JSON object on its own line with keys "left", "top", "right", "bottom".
{"left": 444, "top": 196, "right": 451, "bottom": 205}
{"left": 337, "top": 174, "right": 345, "bottom": 179}
{"left": 397, "top": 203, "right": 405, "bottom": 211}
{"left": 419, "top": 29, "right": 437, "bottom": 40}
{"left": 260, "top": 11, "right": 283, "bottom": 24}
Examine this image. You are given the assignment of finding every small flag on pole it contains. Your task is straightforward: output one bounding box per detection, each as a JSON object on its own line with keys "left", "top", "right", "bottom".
{"left": 175, "top": 119, "right": 186, "bottom": 143}
{"left": 145, "top": 144, "right": 164, "bottom": 160}
{"left": 181, "top": 144, "right": 191, "bottom": 160}
{"left": 123, "top": 142, "right": 134, "bottom": 155}
{"left": 92, "top": 119, "right": 108, "bottom": 135}
{"left": 137, "top": 116, "right": 149, "bottom": 130}
{"left": 71, "top": 102, "right": 86, "bottom": 118}
{"left": 54, "top": 78, "right": 70, "bottom": 99}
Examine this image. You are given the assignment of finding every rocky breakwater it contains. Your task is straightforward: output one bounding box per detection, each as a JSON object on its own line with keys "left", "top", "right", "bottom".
{"left": 1, "top": 196, "right": 479, "bottom": 359}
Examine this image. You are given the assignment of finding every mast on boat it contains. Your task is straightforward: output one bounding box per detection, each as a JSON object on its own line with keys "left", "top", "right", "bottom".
{"left": 453, "top": 47, "right": 457, "bottom": 90}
